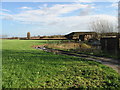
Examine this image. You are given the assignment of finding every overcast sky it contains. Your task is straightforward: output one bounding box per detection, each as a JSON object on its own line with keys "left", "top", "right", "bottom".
{"left": 1, "top": 0, "right": 118, "bottom": 37}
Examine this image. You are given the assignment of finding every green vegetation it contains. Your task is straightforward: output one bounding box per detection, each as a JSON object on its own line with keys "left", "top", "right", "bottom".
{"left": 47, "top": 41, "right": 120, "bottom": 59}
{"left": 0, "top": 39, "right": 2, "bottom": 89}
{"left": 47, "top": 42, "right": 91, "bottom": 50}
{"left": 2, "top": 40, "right": 120, "bottom": 88}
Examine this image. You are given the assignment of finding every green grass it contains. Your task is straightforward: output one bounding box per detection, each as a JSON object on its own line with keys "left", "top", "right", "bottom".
{"left": 2, "top": 40, "right": 120, "bottom": 88}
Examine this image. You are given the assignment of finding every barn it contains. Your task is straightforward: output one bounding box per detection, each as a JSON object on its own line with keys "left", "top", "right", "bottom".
{"left": 64, "top": 32, "right": 97, "bottom": 41}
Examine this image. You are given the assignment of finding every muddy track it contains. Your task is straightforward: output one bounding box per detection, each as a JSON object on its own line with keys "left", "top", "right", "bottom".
{"left": 33, "top": 45, "right": 120, "bottom": 74}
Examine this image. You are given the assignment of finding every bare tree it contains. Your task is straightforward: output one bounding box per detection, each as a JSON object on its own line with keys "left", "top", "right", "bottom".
{"left": 89, "top": 18, "right": 117, "bottom": 34}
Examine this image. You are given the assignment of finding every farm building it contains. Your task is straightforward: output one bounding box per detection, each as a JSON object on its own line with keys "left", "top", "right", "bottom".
{"left": 65, "top": 32, "right": 97, "bottom": 41}
{"left": 100, "top": 35, "right": 120, "bottom": 56}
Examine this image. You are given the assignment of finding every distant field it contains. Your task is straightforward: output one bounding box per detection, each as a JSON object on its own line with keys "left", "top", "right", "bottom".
{"left": 2, "top": 40, "right": 120, "bottom": 88}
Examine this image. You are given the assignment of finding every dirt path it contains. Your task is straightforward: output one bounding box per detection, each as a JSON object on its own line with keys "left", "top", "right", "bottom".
{"left": 33, "top": 45, "right": 120, "bottom": 74}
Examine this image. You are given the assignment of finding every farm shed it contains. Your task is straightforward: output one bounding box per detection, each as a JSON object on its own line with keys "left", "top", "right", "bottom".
{"left": 65, "top": 32, "right": 97, "bottom": 41}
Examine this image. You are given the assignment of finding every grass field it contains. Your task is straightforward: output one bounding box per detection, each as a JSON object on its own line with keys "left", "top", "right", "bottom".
{"left": 2, "top": 40, "right": 120, "bottom": 88}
